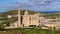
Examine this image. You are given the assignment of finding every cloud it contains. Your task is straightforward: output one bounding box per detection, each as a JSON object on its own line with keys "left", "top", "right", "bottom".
{"left": 0, "top": 0, "right": 60, "bottom": 12}
{"left": 19, "top": 0, "right": 56, "bottom": 6}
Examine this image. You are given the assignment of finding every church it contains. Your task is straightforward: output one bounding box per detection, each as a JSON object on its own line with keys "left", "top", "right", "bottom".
{"left": 16, "top": 10, "right": 40, "bottom": 27}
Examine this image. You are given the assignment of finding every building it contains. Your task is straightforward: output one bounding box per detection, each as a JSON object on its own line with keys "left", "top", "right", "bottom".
{"left": 16, "top": 10, "right": 40, "bottom": 27}
{"left": 7, "top": 15, "right": 12, "bottom": 19}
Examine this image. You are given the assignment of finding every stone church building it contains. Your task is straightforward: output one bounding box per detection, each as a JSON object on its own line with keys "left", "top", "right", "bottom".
{"left": 16, "top": 10, "right": 40, "bottom": 27}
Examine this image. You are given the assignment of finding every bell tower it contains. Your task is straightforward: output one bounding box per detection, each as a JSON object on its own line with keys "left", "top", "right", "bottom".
{"left": 17, "top": 9, "right": 21, "bottom": 27}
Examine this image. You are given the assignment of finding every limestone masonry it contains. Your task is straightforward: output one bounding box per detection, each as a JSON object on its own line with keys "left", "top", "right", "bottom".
{"left": 18, "top": 10, "right": 40, "bottom": 27}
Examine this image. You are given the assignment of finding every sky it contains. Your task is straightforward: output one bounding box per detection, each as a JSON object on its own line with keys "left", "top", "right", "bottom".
{"left": 0, "top": 0, "right": 60, "bottom": 12}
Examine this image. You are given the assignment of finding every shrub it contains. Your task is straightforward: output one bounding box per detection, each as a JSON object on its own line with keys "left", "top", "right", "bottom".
{"left": 29, "top": 25, "right": 36, "bottom": 27}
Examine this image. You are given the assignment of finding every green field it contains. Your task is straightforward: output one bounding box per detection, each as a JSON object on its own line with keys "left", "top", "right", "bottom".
{"left": 0, "top": 28, "right": 60, "bottom": 34}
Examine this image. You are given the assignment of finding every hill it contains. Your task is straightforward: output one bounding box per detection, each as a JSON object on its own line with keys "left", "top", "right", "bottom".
{"left": 0, "top": 10, "right": 42, "bottom": 17}
{"left": 0, "top": 10, "right": 60, "bottom": 19}
{"left": 45, "top": 13, "right": 60, "bottom": 18}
